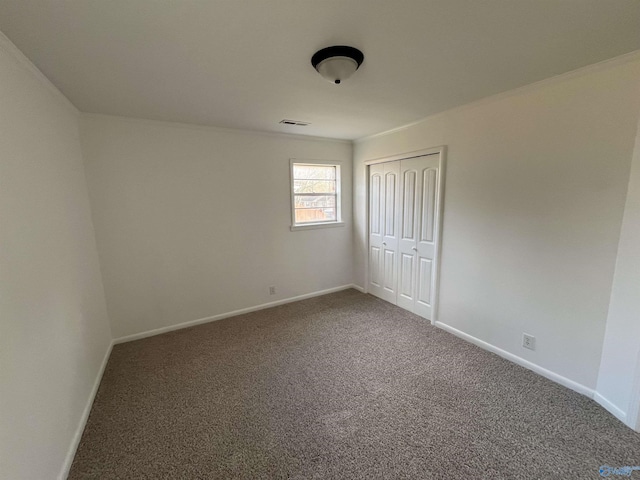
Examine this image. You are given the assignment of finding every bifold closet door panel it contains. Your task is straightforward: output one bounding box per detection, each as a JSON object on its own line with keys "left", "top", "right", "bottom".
{"left": 368, "top": 163, "right": 384, "bottom": 298}
{"left": 380, "top": 161, "right": 401, "bottom": 304}
{"left": 368, "top": 161, "right": 401, "bottom": 304}
{"left": 397, "top": 159, "right": 421, "bottom": 312}
{"left": 413, "top": 155, "right": 440, "bottom": 320}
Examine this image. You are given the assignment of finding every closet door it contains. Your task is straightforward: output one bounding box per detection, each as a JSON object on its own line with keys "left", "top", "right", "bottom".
{"left": 369, "top": 154, "right": 441, "bottom": 316}
{"left": 368, "top": 161, "right": 400, "bottom": 304}
{"left": 368, "top": 164, "right": 384, "bottom": 298}
{"left": 391, "top": 153, "right": 441, "bottom": 320}
{"left": 397, "top": 160, "right": 420, "bottom": 311}
{"left": 413, "top": 155, "right": 440, "bottom": 320}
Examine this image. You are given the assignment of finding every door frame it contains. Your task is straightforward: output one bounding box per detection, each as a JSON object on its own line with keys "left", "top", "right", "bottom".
{"left": 364, "top": 146, "right": 447, "bottom": 324}
{"left": 629, "top": 348, "right": 640, "bottom": 431}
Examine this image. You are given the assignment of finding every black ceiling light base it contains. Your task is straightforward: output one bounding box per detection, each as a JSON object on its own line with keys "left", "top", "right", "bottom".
{"left": 311, "top": 45, "right": 364, "bottom": 84}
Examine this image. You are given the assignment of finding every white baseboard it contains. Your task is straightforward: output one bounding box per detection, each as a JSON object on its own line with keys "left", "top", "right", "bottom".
{"left": 593, "top": 392, "right": 627, "bottom": 424}
{"left": 434, "top": 321, "right": 595, "bottom": 399}
{"left": 58, "top": 339, "right": 114, "bottom": 480}
{"left": 351, "top": 284, "right": 366, "bottom": 293}
{"left": 115, "top": 284, "right": 362, "bottom": 344}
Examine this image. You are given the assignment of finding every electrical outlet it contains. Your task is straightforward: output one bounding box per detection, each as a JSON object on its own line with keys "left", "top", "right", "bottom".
{"left": 269, "top": 286, "right": 276, "bottom": 295}
{"left": 522, "top": 333, "right": 536, "bottom": 351}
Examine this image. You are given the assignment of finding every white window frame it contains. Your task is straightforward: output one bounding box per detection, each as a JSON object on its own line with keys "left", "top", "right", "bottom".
{"left": 290, "top": 159, "right": 344, "bottom": 231}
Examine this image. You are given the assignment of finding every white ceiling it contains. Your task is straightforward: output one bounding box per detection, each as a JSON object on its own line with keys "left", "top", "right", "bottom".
{"left": 0, "top": 1, "right": 639, "bottom": 140}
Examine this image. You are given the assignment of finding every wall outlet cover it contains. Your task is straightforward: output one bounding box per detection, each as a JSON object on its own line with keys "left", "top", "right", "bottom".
{"left": 523, "top": 333, "right": 536, "bottom": 351}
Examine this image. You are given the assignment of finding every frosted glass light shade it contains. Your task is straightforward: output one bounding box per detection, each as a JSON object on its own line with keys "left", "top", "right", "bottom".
{"left": 316, "top": 56, "right": 359, "bottom": 84}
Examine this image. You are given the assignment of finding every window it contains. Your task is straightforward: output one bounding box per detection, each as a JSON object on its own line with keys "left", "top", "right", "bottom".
{"left": 290, "top": 160, "right": 343, "bottom": 231}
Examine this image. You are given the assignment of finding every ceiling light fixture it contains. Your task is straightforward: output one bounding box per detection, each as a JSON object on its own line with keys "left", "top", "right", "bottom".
{"left": 311, "top": 45, "right": 364, "bottom": 85}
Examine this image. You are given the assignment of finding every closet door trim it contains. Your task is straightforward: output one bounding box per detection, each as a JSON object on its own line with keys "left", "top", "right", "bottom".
{"left": 363, "top": 146, "right": 446, "bottom": 165}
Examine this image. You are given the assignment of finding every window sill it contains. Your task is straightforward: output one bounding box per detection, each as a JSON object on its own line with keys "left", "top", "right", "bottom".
{"left": 290, "top": 221, "right": 345, "bottom": 232}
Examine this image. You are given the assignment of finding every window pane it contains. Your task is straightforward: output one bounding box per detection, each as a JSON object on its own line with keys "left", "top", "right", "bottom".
{"left": 294, "top": 195, "right": 336, "bottom": 208}
{"left": 294, "top": 179, "right": 336, "bottom": 194}
{"left": 295, "top": 207, "right": 336, "bottom": 223}
{"left": 291, "top": 163, "right": 340, "bottom": 226}
{"left": 293, "top": 165, "right": 336, "bottom": 180}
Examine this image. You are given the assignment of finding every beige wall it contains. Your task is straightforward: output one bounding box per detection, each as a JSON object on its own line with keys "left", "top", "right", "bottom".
{"left": 81, "top": 115, "right": 353, "bottom": 339}
{"left": 354, "top": 57, "right": 640, "bottom": 391}
{"left": 0, "top": 36, "right": 111, "bottom": 479}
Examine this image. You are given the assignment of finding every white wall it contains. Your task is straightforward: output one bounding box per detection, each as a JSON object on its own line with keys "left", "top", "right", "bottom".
{"left": 354, "top": 56, "right": 640, "bottom": 391}
{"left": 80, "top": 115, "right": 353, "bottom": 339}
{"left": 596, "top": 114, "right": 640, "bottom": 428}
{"left": 0, "top": 35, "right": 112, "bottom": 479}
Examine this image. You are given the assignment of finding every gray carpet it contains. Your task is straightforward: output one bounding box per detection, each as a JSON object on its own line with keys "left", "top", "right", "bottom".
{"left": 69, "top": 289, "right": 640, "bottom": 479}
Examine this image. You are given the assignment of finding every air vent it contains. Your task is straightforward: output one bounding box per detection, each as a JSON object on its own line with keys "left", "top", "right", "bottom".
{"left": 279, "top": 119, "right": 310, "bottom": 126}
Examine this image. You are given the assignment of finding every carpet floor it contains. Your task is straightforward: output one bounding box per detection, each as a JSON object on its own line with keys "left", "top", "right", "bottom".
{"left": 69, "top": 289, "right": 640, "bottom": 479}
